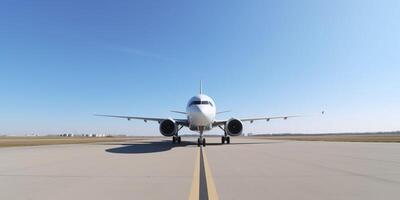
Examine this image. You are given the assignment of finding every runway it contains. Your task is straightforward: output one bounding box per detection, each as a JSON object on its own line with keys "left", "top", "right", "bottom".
{"left": 1, "top": 137, "right": 400, "bottom": 200}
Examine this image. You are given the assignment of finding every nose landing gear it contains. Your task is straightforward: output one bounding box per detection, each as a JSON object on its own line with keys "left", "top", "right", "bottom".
{"left": 197, "top": 129, "right": 206, "bottom": 147}
{"left": 197, "top": 138, "right": 206, "bottom": 147}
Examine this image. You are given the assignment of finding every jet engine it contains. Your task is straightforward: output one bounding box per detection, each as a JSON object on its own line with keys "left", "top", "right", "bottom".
{"left": 225, "top": 118, "right": 243, "bottom": 136}
{"left": 159, "top": 119, "right": 177, "bottom": 137}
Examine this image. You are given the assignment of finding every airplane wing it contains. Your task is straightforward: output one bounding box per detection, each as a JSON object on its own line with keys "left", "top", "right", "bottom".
{"left": 213, "top": 112, "right": 324, "bottom": 126}
{"left": 94, "top": 114, "right": 188, "bottom": 126}
{"left": 240, "top": 115, "right": 301, "bottom": 123}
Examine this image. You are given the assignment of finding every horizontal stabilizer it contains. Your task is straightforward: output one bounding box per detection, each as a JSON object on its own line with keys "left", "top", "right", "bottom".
{"left": 216, "top": 110, "right": 231, "bottom": 114}
{"left": 170, "top": 110, "right": 187, "bottom": 114}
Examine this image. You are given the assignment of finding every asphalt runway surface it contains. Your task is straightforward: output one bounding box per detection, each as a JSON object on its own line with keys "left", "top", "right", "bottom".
{"left": 1, "top": 137, "right": 400, "bottom": 200}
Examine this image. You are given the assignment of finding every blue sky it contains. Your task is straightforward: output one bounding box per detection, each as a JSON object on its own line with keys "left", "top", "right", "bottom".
{"left": 0, "top": 0, "right": 399, "bottom": 135}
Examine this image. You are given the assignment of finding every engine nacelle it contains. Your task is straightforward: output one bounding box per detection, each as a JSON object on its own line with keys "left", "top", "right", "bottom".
{"left": 225, "top": 118, "right": 243, "bottom": 136}
{"left": 159, "top": 119, "right": 178, "bottom": 137}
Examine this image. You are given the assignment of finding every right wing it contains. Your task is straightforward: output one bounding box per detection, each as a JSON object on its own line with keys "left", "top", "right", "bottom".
{"left": 213, "top": 111, "right": 324, "bottom": 126}
{"left": 94, "top": 114, "right": 188, "bottom": 126}
{"left": 240, "top": 115, "right": 302, "bottom": 123}
{"left": 212, "top": 115, "right": 300, "bottom": 126}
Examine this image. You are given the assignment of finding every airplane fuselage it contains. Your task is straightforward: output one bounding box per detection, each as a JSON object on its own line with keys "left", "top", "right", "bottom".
{"left": 186, "top": 94, "right": 216, "bottom": 132}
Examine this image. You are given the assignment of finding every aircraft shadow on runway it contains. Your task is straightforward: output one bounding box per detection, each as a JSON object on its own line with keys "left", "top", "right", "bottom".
{"left": 104, "top": 140, "right": 269, "bottom": 154}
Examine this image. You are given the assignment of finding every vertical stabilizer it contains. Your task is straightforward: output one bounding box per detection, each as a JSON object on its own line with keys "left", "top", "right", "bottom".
{"left": 200, "top": 80, "right": 203, "bottom": 94}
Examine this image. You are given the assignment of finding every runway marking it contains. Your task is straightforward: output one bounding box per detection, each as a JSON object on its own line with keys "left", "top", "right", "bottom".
{"left": 202, "top": 147, "right": 219, "bottom": 200}
{"left": 189, "top": 148, "right": 200, "bottom": 200}
{"left": 188, "top": 147, "right": 219, "bottom": 200}
{"left": 199, "top": 147, "right": 209, "bottom": 200}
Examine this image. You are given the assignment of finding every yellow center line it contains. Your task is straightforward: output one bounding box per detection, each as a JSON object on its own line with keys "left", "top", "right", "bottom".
{"left": 189, "top": 148, "right": 200, "bottom": 200}
{"left": 202, "top": 148, "right": 219, "bottom": 200}
{"left": 188, "top": 146, "right": 219, "bottom": 200}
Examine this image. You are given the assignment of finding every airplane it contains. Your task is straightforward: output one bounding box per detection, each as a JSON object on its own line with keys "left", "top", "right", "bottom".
{"left": 96, "top": 82, "right": 322, "bottom": 147}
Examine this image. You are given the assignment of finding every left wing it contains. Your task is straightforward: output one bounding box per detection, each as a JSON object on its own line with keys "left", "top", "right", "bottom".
{"left": 95, "top": 114, "right": 188, "bottom": 126}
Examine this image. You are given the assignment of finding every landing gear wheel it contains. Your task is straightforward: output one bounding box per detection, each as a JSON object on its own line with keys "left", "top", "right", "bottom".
{"left": 221, "top": 136, "right": 225, "bottom": 144}
{"left": 172, "top": 136, "right": 176, "bottom": 143}
{"left": 177, "top": 136, "right": 181, "bottom": 143}
{"left": 202, "top": 138, "right": 206, "bottom": 147}
{"left": 197, "top": 138, "right": 201, "bottom": 147}
{"left": 226, "top": 137, "right": 230, "bottom": 144}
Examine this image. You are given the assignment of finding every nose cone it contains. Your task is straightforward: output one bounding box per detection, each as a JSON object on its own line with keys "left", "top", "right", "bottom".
{"left": 190, "top": 105, "right": 215, "bottom": 126}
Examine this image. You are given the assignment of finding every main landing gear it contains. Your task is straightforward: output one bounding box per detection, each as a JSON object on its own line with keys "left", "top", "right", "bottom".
{"left": 172, "top": 136, "right": 181, "bottom": 144}
{"left": 172, "top": 125, "right": 184, "bottom": 144}
{"left": 221, "top": 136, "right": 230, "bottom": 144}
{"left": 217, "top": 125, "right": 231, "bottom": 144}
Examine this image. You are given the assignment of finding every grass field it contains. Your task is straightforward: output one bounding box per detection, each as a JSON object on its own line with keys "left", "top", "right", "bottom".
{"left": 1, "top": 134, "right": 400, "bottom": 148}
{"left": 0, "top": 136, "right": 137, "bottom": 147}
{"left": 254, "top": 134, "right": 400, "bottom": 143}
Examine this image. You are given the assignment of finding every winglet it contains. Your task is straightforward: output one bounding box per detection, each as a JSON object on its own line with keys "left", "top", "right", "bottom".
{"left": 200, "top": 80, "right": 203, "bottom": 94}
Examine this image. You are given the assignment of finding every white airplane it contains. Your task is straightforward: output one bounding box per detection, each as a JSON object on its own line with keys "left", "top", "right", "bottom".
{"left": 96, "top": 82, "right": 320, "bottom": 146}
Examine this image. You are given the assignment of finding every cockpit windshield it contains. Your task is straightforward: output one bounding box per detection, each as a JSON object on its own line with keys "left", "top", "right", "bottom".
{"left": 189, "top": 101, "right": 213, "bottom": 107}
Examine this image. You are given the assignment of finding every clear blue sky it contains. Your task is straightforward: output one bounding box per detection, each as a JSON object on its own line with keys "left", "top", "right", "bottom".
{"left": 1, "top": 0, "right": 399, "bottom": 135}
